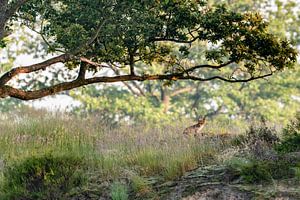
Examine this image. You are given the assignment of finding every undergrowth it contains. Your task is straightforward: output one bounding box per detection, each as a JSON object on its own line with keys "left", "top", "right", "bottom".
{"left": 0, "top": 111, "right": 235, "bottom": 199}
{"left": 0, "top": 154, "right": 87, "bottom": 200}
{"left": 275, "top": 112, "right": 300, "bottom": 153}
{"left": 1, "top": 111, "right": 299, "bottom": 199}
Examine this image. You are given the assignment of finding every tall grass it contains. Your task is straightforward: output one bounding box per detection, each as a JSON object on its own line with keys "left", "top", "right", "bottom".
{"left": 0, "top": 110, "right": 240, "bottom": 181}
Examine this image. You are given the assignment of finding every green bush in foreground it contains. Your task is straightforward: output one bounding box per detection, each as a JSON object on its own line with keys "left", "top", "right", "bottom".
{"left": 228, "top": 158, "right": 295, "bottom": 183}
{"left": 111, "top": 182, "right": 129, "bottom": 200}
{"left": 0, "top": 154, "right": 87, "bottom": 200}
{"left": 276, "top": 112, "right": 300, "bottom": 153}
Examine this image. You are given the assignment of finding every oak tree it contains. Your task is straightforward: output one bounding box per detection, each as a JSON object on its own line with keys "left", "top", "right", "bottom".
{"left": 0, "top": 0, "right": 297, "bottom": 100}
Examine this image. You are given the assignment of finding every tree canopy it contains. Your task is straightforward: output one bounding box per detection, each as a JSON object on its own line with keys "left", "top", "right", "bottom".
{"left": 0, "top": 0, "right": 297, "bottom": 100}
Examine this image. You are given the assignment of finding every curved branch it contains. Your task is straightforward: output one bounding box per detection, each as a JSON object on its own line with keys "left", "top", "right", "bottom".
{"left": 184, "top": 61, "right": 234, "bottom": 73}
{"left": 0, "top": 72, "right": 273, "bottom": 100}
{"left": 186, "top": 73, "right": 273, "bottom": 82}
{"left": 0, "top": 54, "right": 72, "bottom": 85}
{"left": 72, "top": 19, "right": 108, "bottom": 55}
{"left": 152, "top": 36, "right": 199, "bottom": 44}
{"left": 170, "top": 87, "right": 194, "bottom": 97}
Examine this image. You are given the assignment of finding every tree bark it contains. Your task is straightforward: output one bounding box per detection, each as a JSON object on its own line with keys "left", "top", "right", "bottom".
{"left": 0, "top": 0, "right": 29, "bottom": 39}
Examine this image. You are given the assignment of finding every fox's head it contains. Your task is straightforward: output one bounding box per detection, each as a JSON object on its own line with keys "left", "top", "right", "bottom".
{"left": 198, "top": 116, "right": 206, "bottom": 125}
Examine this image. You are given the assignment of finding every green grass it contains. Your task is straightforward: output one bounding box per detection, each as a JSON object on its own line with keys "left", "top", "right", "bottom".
{"left": 0, "top": 111, "right": 234, "bottom": 180}
{"left": 4, "top": 112, "right": 299, "bottom": 199}
{"left": 111, "top": 182, "right": 129, "bottom": 200}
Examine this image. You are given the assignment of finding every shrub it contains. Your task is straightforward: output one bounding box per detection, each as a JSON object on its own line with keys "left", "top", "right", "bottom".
{"left": 111, "top": 182, "right": 129, "bottom": 200}
{"left": 276, "top": 112, "right": 300, "bottom": 153}
{"left": 232, "top": 121, "right": 279, "bottom": 146}
{"left": 227, "top": 158, "right": 294, "bottom": 183}
{"left": 293, "top": 164, "right": 300, "bottom": 180}
{"left": 0, "top": 154, "right": 86, "bottom": 200}
{"left": 130, "top": 175, "right": 152, "bottom": 197}
{"left": 227, "top": 157, "right": 271, "bottom": 183}
{"left": 245, "top": 123, "right": 279, "bottom": 146}
{"left": 231, "top": 122, "right": 279, "bottom": 161}
{"left": 239, "top": 161, "right": 271, "bottom": 183}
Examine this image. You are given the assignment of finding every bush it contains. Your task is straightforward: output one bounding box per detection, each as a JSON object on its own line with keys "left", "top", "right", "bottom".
{"left": 227, "top": 158, "right": 294, "bottom": 183}
{"left": 276, "top": 112, "right": 300, "bottom": 153}
{"left": 0, "top": 154, "right": 87, "bottom": 200}
{"left": 293, "top": 164, "right": 300, "bottom": 180}
{"left": 244, "top": 122, "right": 279, "bottom": 146}
{"left": 239, "top": 161, "right": 271, "bottom": 183}
{"left": 232, "top": 121, "right": 278, "bottom": 146}
{"left": 111, "top": 182, "right": 129, "bottom": 200}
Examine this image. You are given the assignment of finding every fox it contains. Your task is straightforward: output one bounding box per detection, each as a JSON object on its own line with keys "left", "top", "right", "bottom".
{"left": 183, "top": 116, "right": 206, "bottom": 137}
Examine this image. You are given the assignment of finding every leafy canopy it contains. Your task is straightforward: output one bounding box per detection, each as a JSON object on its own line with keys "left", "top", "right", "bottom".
{"left": 0, "top": 0, "right": 297, "bottom": 100}
{"left": 19, "top": 0, "right": 295, "bottom": 70}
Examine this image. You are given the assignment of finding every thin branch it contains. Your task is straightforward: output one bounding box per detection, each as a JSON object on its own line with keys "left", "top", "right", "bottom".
{"left": 111, "top": 66, "right": 142, "bottom": 96}
{"left": 186, "top": 73, "right": 273, "bottom": 82}
{"left": 131, "top": 81, "right": 146, "bottom": 97}
{"left": 170, "top": 87, "right": 194, "bottom": 97}
{"left": 123, "top": 82, "right": 142, "bottom": 96}
{"left": 79, "top": 57, "right": 108, "bottom": 68}
{"left": 152, "top": 36, "right": 199, "bottom": 44}
{"left": 184, "top": 61, "right": 234, "bottom": 73}
{"left": 72, "top": 19, "right": 107, "bottom": 55}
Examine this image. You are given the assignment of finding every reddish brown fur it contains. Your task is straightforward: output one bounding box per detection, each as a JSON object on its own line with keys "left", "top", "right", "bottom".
{"left": 183, "top": 117, "right": 206, "bottom": 137}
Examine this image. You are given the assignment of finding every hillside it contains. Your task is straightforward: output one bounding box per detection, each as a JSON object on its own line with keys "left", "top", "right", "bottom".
{"left": 0, "top": 112, "right": 300, "bottom": 199}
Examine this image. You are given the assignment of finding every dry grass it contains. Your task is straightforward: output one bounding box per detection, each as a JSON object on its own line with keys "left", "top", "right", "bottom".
{"left": 0, "top": 110, "right": 242, "bottom": 180}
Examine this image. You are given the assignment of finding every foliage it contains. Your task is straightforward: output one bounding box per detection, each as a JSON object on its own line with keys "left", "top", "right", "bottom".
{"left": 234, "top": 121, "right": 279, "bottom": 146}
{"left": 130, "top": 175, "right": 153, "bottom": 197}
{"left": 0, "top": 0, "right": 298, "bottom": 123}
{"left": 0, "top": 0, "right": 297, "bottom": 100}
{"left": 18, "top": 1, "right": 296, "bottom": 70}
{"left": 71, "top": 86, "right": 179, "bottom": 124}
{"left": 0, "top": 98, "right": 23, "bottom": 112}
{"left": 69, "top": 0, "right": 300, "bottom": 124}
{"left": 110, "top": 182, "right": 129, "bottom": 200}
{"left": 227, "top": 157, "right": 295, "bottom": 183}
{"left": 276, "top": 112, "right": 300, "bottom": 153}
{"left": 293, "top": 164, "right": 300, "bottom": 180}
{"left": 0, "top": 154, "right": 86, "bottom": 200}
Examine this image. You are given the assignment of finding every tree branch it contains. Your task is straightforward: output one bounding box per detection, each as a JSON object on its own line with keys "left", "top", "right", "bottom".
{"left": 0, "top": 0, "right": 29, "bottom": 38}
{"left": 6, "top": 0, "right": 29, "bottom": 18}
{"left": 111, "top": 67, "right": 142, "bottom": 96}
{"left": 186, "top": 73, "right": 273, "bottom": 82}
{"left": 0, "top": 54, "right": 72, "bottom": 85}
{"left": 152, "top": 36, "right": 199, "bottom": 44}
{"left": 184, "top": 61, "right": 234, "bottom": 73}
{"left": 170, "top": 87, "right": 194, "bottom": 97}
{"left": 0, "top": 72, "right": 274, "bottom": 100}
{"left": 131, "top": 81, "right": 146, "bottom": 97}
{"left": 72, "top": 19, "right": 108, "bottom": 55}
